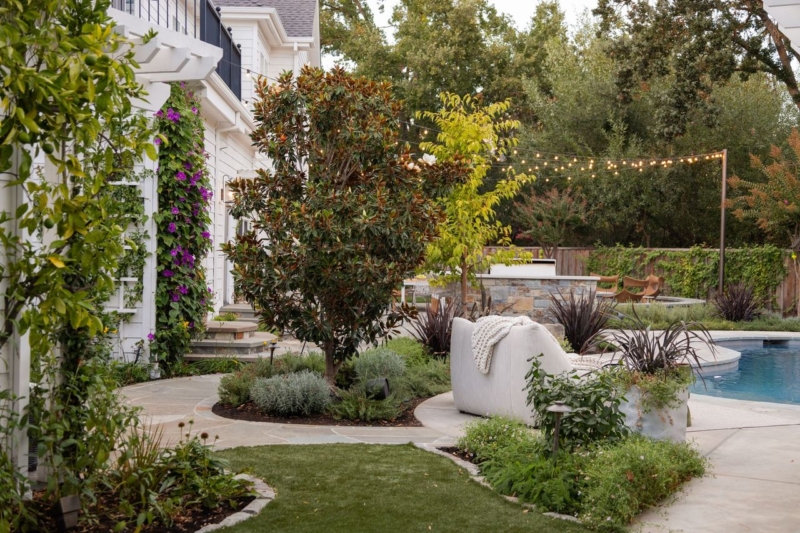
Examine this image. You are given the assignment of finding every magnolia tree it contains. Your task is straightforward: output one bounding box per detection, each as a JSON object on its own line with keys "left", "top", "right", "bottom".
{"left": 419, "top": 94, "right": 530, "bottom": 307}
{"left": 513, "top": 187, "right": 589, "bottom": 258}
{"left": 223, "top": 67, "right": 468, "bottom": 384}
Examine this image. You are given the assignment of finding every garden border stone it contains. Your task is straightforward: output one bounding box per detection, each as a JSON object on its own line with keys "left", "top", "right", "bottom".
{"left": 195, "top": 474, "right": 275, "bottom": 533}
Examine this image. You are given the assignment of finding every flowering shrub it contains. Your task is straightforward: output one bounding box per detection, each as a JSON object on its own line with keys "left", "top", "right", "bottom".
{"left": 152, "top": 84, "right": 214, "bottom": 367}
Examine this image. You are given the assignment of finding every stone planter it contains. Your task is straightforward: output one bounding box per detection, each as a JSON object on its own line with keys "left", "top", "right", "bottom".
{"left": 619, "top": 385, "right": 689, "bottom": 442}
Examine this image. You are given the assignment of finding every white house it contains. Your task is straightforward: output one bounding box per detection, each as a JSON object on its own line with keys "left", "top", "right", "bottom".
{"left": 0, "top": 0, "right": 319, "bottom": 473}
{"left": 106, "top": 0, "right": 320, "bottom": 362}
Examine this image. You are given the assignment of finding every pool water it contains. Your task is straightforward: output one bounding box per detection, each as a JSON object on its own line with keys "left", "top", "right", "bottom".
{"left": 690, "top": 343, "right": 800, "bottom": 405}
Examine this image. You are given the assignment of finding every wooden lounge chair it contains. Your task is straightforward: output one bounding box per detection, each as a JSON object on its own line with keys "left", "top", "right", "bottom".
{"left": 615, "top": 275, "right": 663, "bottom": 303}
{"left": 641, "top": 275, "right": 663, "bottom": 301}
{"left": 591, "top": 273, "right": 619, "bottom": 296}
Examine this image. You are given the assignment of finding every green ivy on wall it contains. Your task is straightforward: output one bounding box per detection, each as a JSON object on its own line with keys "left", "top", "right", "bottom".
{"left": 586, "top": 244, "right": 787, "bottom": 304}
{"left": 150, "top": 83, "right": 214, "bottom": 368}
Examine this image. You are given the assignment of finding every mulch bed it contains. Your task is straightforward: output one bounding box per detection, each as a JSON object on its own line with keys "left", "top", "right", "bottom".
{"left": 32, "top": 492, "right": 255, "bottom": 532}
{"left": 438, "top": 446, "right": 479, "bottom": 464}
{"left": 212, "top": 397, "right": 427, "bottom": 427}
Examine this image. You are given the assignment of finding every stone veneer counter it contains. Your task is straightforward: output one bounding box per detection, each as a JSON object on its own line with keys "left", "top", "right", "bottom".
{"left": 461, "top": 274, "right": 599, "bottom": 320}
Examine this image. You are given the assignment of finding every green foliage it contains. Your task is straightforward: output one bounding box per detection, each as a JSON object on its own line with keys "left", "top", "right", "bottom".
{"left": 481, "top": 443, "right": 581, "bottom": 515}
{"left": 151, "top": 84, "right": 215, "bottom": 367}
{"left": 595, "top": 0, "right": 800, "bottom": 136}
{"left": 224, "top": 67, "right": 468, "bottom": 384}
{"left": 0, "top": 391, "right": 41, "bottom": 531}
{"left": 458, "top": 418, "right": 705, "bottom": 530}
{"left": 455, "top": 416, "right": 539, "bottom": 462}
{"left": 393, "top": 359, "right": 451, "bottom": 399}
{"left": 218, "top": 371, "right": 256, "bottom": 407}
{"left": 214, "top": 312, "right": 239, "bottom": 321}
{"left": 607, "top": 303, "right": 800, "bottom": 331}
{"left": 354, "top": 348, "right": 406, "bottom": 382}
{"left": 614, "top": 367, "right": 695, "bottom": 414}
{"left": 111, "top": 361, "right": 151, "bottom": 387}
{"left": 513, "top": 187, "right": 589, "bottom": 258}
{"left": 279, "top": 352, "right": 326, "bottom": 376}
{"left": 576, "top": 435, "right": 706, "bottom": 531}
{"left": 106, "top": 422, "right": 253, "bottom": 529}
{"left": 526, "top": 358, "right": 629, "bottom": 451}
{"left": 327, "top": 390, "right": 403, "bottom": 422}
{"left": 511, "top": 23, "right": 796, "bottom": 249}
{"left": 586, "top": 244, "right": 786, "bottom": 303}
{"left": 250, "top": 371, "right": 332, "bottom": 417}
{"left": 322, "top": 0, "right": 565, "bottom": 124}
{"left": 384, "top": 337, "right": 432, "bottom": 367}
{"left": 420, "top": 94, "right": 532, "bottom": 303}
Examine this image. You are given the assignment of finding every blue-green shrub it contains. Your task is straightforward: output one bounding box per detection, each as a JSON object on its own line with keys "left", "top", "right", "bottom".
{"left": 250, "top": 371, "right": 331, "bottom": 416}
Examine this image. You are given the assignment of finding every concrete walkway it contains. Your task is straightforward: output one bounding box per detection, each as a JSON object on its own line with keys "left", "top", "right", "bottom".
{"left": 122, "top": 329, "right": 800, "bottom": 533}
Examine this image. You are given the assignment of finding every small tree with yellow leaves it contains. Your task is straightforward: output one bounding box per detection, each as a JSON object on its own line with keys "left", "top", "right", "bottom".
{"left": 419, "top": 94, "right": 531, "bottom": 309}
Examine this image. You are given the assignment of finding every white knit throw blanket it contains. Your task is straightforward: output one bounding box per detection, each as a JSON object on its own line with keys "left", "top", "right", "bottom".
{"left": 471, "top": 315, "right": 534, "bottom": 374}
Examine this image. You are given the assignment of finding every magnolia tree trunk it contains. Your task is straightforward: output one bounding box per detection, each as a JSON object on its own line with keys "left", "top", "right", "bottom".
{"left": 323, "top": 340, "right": 340, "bottom": 386}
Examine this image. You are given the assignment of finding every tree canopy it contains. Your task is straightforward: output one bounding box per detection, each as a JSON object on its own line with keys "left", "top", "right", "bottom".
{"left": 224, "top": 68, "right": 468, "bottom": 383}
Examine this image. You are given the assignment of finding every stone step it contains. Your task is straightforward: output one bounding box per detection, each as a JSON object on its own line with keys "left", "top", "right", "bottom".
{"left": 204, "top": 320, "right": 258, "bottom": 340}
{"left": 185, "top": 352, "right": 275, "bottom": 363}
{"left": 219, "top": 303, "right": 259, "bottom": 319}
{"left": 190, "top": 331, "right": 279, "bottom": 357}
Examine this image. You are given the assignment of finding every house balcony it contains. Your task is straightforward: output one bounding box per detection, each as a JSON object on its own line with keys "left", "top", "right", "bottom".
{"left": 111, "top": 0, "right": 241, "bottom": 100}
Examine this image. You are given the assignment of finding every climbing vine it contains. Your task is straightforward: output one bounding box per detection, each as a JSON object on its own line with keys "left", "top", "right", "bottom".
{"left": 151, "top": 84, "right": 214, "bottom": 367}
{"left": 586, "top": 244, "right": 787, "bottom": 304}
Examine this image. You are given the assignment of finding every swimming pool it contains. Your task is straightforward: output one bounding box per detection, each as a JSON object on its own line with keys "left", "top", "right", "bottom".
{"left": 690, "top": 342, "right": 800, "bottom": 405}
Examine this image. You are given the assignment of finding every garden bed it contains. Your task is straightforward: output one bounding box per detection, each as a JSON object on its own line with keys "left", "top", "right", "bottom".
{"left": 212, "top": 397, "right": 426, "bottom": 427}
{"left": 31, "top": 492, "right": 255, "bottom": 533}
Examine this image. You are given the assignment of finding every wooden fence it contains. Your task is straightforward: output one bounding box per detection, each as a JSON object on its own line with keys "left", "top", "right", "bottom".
{"left": 484, "top": 246, "right": 800, "bottom": 316}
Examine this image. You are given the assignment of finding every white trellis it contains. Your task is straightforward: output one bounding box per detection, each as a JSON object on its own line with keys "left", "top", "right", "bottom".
{"left": 105, "top": 161, "right": 158, "bottom": 363}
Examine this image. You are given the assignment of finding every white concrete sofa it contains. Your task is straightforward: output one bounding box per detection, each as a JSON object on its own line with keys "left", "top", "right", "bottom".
{"left": 450, "top": 317, "right": 600, "bottom": 425}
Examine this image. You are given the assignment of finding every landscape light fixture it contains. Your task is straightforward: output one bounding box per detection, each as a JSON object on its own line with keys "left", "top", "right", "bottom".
{"left": 546, "top": 401, "right": 573, "bottom": 456}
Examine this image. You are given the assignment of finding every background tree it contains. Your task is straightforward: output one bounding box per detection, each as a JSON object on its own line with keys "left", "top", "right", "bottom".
{"left": 513, "top": 187, "right": 589, "bottom": 258}
{"left": 729, "top": 129, "right": 800, "bottom": 251}
{"left": 594, "top": 0, "right": 800, "bottom": 139}
{"left": 500, "top": 21, "right": 797, "bottom": 248}
{"left": 321, "top": 0, "right": 567, "bottom": 125}
{"left": 224, "top": 68, "right": 468, "bottom": 384}
{"left": 420, "top": 94, "right": 530, "bottom": 307}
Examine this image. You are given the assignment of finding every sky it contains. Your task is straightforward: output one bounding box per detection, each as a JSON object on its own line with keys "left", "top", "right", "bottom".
{"left": 368, "top": 0, "right": 599, "bottom": 33}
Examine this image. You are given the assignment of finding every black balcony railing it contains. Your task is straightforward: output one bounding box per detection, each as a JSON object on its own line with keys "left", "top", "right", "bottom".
{"left": 112, "top": 0, "right": 241, "bottom": 100}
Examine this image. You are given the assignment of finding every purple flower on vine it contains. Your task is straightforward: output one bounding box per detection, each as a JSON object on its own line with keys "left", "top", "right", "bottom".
{"left": 170, "top": 247, "right": 180, "bottom": 257}
{"left": 202, "top": 231, "right": 211, "bottom": 239}
{"left": 171, "top": 293, "right": 180, "bottom": 302}
{"left": 147, "top": 333, "right": 155, "bottom": 342}
{"left": 208, "top": 287, "right": 213, "bottom": 294}
{"left": 171, "top": 207, "right": 180, "bottom": 215}
{"left": 167, "top": 108, "right": 181, "bottom": 123}
{"left": 168, "top": 222, "right": 177, "bottom": 233}
{"left": 154, "top": 137, "right": 162, "bottom": 146}
{"left": 163, "top": 269, "right": 174, "bottom": 277}
{"left": 178, "top": 285, "right": 189, "bottom": 295}
{"left": 180, "top": 82, "right": 186, "bottom": 88}
{"left": 176, "top": 171, "right": 186, "bottom": 181}
{"left": 200, "top": 299, "right": 206, "bottom": 306}
{"left": 155, "top": 110, "right": 164, "bottom": 118}
{"left": 189, "top": 321, "right": 195, "bottom": 329}
{"left": 191, "top": 106, "right": 198, "bottom": 115}
{"left": 179, "top": 197, "right": 186, "bottom": 203}
{"left": 190, "top": 171, "right": 201, "bottom": 186}
{"left": 184, "top": 162, "right": 192, "bottom": 170}
{"left": 200, "top": 187, "right": 213, "bottom": 202}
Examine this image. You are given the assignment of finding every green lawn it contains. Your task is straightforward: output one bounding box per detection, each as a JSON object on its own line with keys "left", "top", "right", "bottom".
{"left": 216, "top": 444, "right": 589, "bottom": 533}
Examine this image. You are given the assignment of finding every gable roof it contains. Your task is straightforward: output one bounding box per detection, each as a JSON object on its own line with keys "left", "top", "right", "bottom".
{"left": 214, "top": 0, "right": 317, "bottom": 38}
